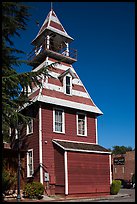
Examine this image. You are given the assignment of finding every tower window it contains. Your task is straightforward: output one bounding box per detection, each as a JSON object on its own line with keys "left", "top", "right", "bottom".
{"left": 66, "top": 76, "right": 71, "bottom": 94}
{"left": 65, "top": 75, "right": 72, "bottom": 95}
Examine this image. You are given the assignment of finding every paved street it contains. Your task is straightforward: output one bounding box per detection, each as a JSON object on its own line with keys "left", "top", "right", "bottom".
{"left": 78, "top": 189, "right": 135, "bottom": 203}
{"left": 96, "top": 189, "right": 135, "bottom": 202}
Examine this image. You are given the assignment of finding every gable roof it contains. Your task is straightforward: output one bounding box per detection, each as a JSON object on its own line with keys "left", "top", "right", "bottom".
{"left": 32, "top": 9, "right": 73, "bottom": 44}
{"left": 53, "top": 139, "right": 111, "bottom": 154}
{"left": 58, "top": 68, "right": 76, "bottom": 80}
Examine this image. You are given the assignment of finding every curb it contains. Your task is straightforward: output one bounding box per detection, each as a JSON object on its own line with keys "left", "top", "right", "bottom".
{"left": 3, "top": 193, "right": 130, "bottom": 202}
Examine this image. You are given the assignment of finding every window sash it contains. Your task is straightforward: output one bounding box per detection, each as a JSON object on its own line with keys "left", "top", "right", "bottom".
{"left": 27, "top": 119, "right": 33, "bottom": 134}
{"left": 66, "top": 76, "right": 71, "bottom": 94}
{"left": 77, "top": 114, "right": 87, "bottom": 136}
{"left": 54, "top": 110, "right": 64, "bottom": 132}
{"left": 27, "top": 150, "right": 33, "bottom": 177}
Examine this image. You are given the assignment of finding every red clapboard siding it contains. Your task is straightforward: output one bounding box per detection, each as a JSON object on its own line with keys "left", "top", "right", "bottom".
{"left": 41, "top": 104, "right": 96, "bottom": 144}
{"left": 41, "top": 104, "right": 97, "bottom": 188}
{"left": 24, "top": 108, "right": 40, "bottom": 182}
{"left": 54, "top": 145, "right": 65, "bottom": 194}
{"left": 67, "top": 152, "right": 110, "bottom": 194}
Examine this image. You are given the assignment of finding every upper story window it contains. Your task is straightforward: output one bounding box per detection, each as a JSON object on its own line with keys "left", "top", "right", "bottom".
{"left": 77, "top": 113, "right": 87, "bottom": 136}
{"left": 58, "top": 68, "right": 76, "bottom": 96}
{"left": 66, "top": 76, "right": 71, "bottom": 95}
{"left": 53, "top": 109, "right": 65, "bottom": 133}
{"left": 26, "top": 118, "right": 33, "bottom": 135}
{"left": 27, "top": 149, "right": 34, "bottom": 177}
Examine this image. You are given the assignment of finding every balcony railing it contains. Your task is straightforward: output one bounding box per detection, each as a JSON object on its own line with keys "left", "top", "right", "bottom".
{"left": 27, "top": 39, "right": 77, "bottom": 65}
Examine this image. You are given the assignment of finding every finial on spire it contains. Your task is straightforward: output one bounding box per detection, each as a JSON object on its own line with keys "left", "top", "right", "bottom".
{"left": 51, "top": 2, "right": 53, "bottom": 10}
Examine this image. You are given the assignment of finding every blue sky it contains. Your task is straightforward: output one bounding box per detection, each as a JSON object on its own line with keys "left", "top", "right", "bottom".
{"left": 14, "top": 2, "right": 135, "bottom": 150}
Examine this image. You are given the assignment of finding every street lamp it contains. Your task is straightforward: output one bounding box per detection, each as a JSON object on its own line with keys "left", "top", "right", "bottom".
{"left": 15, "top": 123, "right": 22, "bottom": 202}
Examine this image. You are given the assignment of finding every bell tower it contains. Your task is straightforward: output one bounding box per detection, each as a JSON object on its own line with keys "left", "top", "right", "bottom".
{"left": 28, "top": 8, "right": 77, "bottom": 69}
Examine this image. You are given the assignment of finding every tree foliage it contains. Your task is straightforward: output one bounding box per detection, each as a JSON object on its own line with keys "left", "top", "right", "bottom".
{"left": 111, "top": 145, "right": 133, "bottom": 155}
{"left": 2, "top": 2, "right": 57, "bottom": 140}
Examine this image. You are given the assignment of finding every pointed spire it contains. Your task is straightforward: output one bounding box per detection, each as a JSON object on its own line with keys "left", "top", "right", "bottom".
{"left": 32, "top": 8, "right": 73, "bottom": 44}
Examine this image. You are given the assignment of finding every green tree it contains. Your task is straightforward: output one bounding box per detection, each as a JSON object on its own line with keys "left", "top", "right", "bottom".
{"left": 111, "top": 145, "right": 133, "bottom": 155}
{"left": 2, "top": 2, "right": 56, "bottom": 141}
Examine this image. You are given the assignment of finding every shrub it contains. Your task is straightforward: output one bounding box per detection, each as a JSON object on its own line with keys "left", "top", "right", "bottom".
{"left": 2, "top": 169, "right": 17, "bottom": 195}
{"left": 23, "top": 182, "right": 45, "bottom": 199}
{"left": 110, "top": 180, "right": 121, "bottom": 195}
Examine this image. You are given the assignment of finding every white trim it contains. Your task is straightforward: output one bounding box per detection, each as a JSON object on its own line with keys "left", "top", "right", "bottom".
{"left": 48, "top": 60, "right": 73, "bottom": 71}
{"left": 76, "top": 112, "right": 87, "bottom": 136}
{"left": 27, "top": 149, "right": 34, "bottom": 178}
{"left": 39, "top": 105, "right": 43, "bottom": 184}
{"left": 64, "top": 151, "right": 68, "bottom": 195}
{"left": 47, "top": 26, "right": 73, "bottom": 40}
{"left": 28, "top": 86, "right": 39, "bottom": 97}
{"left": 95, "top": 118, "right": 98, "bottom": 144}
{"left": 53, "top": 108, "right": 65, "bottom": 134}
{"left": 47, "top": 71, "right": 83, "bottom": 86}
{"left": 38, "top": 95, "right": 103, "bottom": 115}
{"left": 44, "top": 83, "right": 89, "bottom": 98}
{"left": 109, "top": 154, "right": 112, "bottom": 184}
{"left": 72, "top": 89, "right": 89, "bottom": 98}
{"left": 53, "top": 138, "right": 96, "bottom": 145}
{"left": 52, "top": 140, "right": 111, "bottom": 154}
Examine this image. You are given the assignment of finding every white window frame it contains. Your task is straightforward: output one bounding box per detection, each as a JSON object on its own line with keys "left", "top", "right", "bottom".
{"left": 63, "top": 74, "right": 72, "bottom": 95}
{"left": 27, "top": 149, "right": 34, "bottom": 177}
{"left": 26, "top": 118, "right": 33, "bottom": 135}
{"left": 76, "top": 112, "right": 87, "bottom": 136}
{"left": 53, "top": 108, "right": 65, "bottom": 134}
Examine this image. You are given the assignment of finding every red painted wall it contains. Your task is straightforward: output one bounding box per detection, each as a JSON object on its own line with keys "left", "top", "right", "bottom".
{"left": 54, "top": 145, "right": 65, "bottom": 194}
{"left": 67, "top": 152, "right": 110, "bottom": 195}
{"left": 41, "top": 103, "right": 97, "bottom": 187}
{"left": 23, "top": 106, "right": 40, "bottom": 183}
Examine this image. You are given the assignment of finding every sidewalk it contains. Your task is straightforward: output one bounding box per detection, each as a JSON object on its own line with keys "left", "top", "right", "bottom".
{"left": 3, "top": 191, "right": 130, "bottom": 202}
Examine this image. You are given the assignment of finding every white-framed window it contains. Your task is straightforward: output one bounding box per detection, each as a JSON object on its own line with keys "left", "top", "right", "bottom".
{"left": 53, "top": 108, "right": 65, "bottom": 133}
{"left": 27, "top": 149, "right": 34, "bottom": 177}
{"left": 76, "top": 113, "right": 87, "bottom": 136}
{"left": 64, "top": 74, "right": 72, "bottom": 95}
{"left": 26, "top": 118, "right": 33, "bottom": 135}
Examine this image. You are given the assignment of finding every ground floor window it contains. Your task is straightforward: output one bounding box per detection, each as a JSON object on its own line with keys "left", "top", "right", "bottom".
{"left": 27, "top": 149, "right": 34, "bottom": 177}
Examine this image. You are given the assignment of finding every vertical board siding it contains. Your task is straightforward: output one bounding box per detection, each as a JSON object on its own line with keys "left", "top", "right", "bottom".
{"left": 67, "top": 152, "right": 110, "bottom": 194}
{"left": 54, "top": 145, "right": 65, "bottom": 194}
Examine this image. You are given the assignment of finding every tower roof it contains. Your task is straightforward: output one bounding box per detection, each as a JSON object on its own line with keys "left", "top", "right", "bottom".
{"left": 32, "top": 9, "right": 73, "bottom": 45}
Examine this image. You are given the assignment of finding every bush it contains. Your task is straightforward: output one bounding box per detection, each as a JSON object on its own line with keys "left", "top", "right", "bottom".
{"left": 23, "top": 182, "right": 45, "bottom": 199}
{"left": 110, "top": 180, "right": 121, "bottom": 195}
{"left": 2, "top": 169, "right": 17, "bottom": 195}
